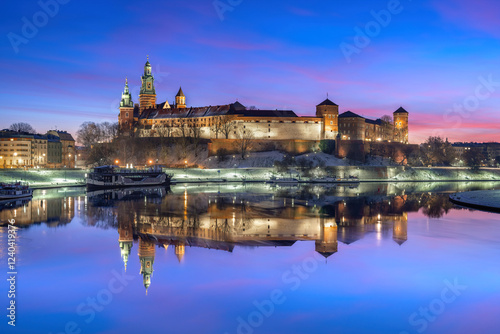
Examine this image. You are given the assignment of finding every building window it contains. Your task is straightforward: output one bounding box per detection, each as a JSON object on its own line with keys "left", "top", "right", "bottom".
{"left": 125, "top": 112, "right": 129, "bottom": 117}
{"left": 330, "top": 121, "right": 333, "bottom": 125}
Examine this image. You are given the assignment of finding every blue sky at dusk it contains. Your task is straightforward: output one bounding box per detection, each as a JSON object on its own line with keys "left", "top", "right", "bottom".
{"left": 1, "top": 0, "right": 499, "bottom": 143}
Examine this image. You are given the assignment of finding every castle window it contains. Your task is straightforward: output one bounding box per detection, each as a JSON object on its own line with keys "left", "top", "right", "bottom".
{"left": 125, "top": 112, "right": 129, "bottom": 117}
{"left": 330, "top": 121, "right": 333, "bottom": 125}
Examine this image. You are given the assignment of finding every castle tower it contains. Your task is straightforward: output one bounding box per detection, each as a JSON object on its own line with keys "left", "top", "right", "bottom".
{"left": 175, "top": 241, "right": 185, "bottom": 263}
{"left": 316, "top": 98, "right": 339, "bottom": 139}
{"left": 393, "top": 213, "right": 408, "bottom": 245}
{"left": 393, "top": 107, "right": 409, "bottom": 144}
{"left": 118, "top": 78, "right": 135, "bottom": 133}
{"left": 175, "top": 87, "right": 186, "bottom": 109}
{"left": 138, "top": 238, "right": 156, "bottom": 293}
{"left": 315, "top": 219, "right": 338, "bottom": 258}
{"left": 118, "top": 215, "right": 134, "bottom": 271}
{"left": 139, "top": 56, "right": 156, "bottom": 112}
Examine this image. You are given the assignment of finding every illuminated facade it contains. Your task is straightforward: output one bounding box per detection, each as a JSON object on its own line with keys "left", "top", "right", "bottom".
{"left": 118, "top": 58, "right": 410, "bottom": 143}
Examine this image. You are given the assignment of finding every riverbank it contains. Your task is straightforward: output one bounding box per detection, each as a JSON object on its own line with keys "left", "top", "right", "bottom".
{"left": 449, "top": 190, "right": 500, "bottom": 213}
{"left": 1, "top": 166, "right": 500, "bottom": 189}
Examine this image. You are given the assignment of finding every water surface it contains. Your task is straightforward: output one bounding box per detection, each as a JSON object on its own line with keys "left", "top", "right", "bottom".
{"left": 1, "top": 182, "right": 500, "bottom": 334}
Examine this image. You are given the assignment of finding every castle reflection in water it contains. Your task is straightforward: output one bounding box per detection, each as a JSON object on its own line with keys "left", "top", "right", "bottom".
{"left": 2, "top": 182, "right": 484, "bottom": 292}
{"left": 83, "top": 185, "right": 416, "bottom": 292}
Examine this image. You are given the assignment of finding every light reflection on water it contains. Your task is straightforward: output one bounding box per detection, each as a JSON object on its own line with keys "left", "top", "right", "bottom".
{"left": 1, "top": 182, "right": 500, "bottom": 334}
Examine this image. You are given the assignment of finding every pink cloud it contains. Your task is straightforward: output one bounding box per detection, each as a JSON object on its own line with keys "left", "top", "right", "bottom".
{"left": 433, "top": 0, "right": 500, "bottom": 37}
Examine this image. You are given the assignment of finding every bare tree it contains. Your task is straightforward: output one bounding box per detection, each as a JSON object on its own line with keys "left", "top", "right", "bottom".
{"left": 189, "top": 124, "right": 202, "bottom": 157}
{"left": 219, "top": 115, "right": 235, "bottom": 139}
{"left": 175, "top": 120, "right": 190, "bottom": 160}
{"left": 9, "top": 122, "right": 36, "bottom": 134}
{"left": 380, "top": 115, "right": 393, "bottom": 140}
{"left": 77, "top": 122, "right": 103, "bottom": 148}
{"left": 464, "top": 148, "right": 484, "bottom": 170}
{"left": 210, "top": 117, "right": 222, "bottom": 139}
{"left": 101, "top": 122, "right": 118, "bottom": 142}
{"left": 419, "top": 136, "right": 456, "bottom": 166}
{"left": 234, "top": 128, "right": 254, "bottom": 159}
{"left": 380, "top": 115, "right": 393, "bottom": 124}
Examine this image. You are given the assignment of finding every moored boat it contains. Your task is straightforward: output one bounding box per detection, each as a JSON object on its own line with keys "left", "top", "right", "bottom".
{"left": 0, "top": 182, "right": 33, "bottom": 200}
{"left": 86, "top": 165, "right": 172, "bottom": 190}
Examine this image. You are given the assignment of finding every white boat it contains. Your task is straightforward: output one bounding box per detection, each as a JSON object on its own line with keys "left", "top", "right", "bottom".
{"left": 86, "top": 165, "right": 172, "bottom": 190}
{"left": 0, "top": 182, "right": 33, "bottom": 200}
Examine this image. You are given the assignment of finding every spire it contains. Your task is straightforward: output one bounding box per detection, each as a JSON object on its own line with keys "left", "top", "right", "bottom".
{"left": 176, "top": 86, "right": 185, "bottom": 97}
{"left": 140, "top": 56, "right": 155, "bottom": 97}
{"left": 120, "top": 78, "right": 133, "bottom": 108}
{"left": 175, "top": 87, "right": 186, "bottom": 108}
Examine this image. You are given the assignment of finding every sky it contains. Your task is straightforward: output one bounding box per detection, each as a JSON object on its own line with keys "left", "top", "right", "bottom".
{"left": 0, "top": 0, "right": 499, "bottom": 144}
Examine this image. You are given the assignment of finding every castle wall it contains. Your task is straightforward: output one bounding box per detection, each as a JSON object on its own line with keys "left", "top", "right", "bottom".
{"left": 208, "top": 139, "right": 320, "bottom": 156}
{"left": 232, "top": 118, "right": 322, "bottom": 140}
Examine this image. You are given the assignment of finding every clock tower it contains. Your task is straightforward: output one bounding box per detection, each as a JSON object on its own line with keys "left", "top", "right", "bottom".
{"left": 139, "top": 56, "right": 157, "bottom": 112}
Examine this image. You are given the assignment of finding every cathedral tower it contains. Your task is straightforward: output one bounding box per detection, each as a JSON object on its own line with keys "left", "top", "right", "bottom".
{"left": 316, "top": 98, "right": 339, "bottom": 139}
{"left": 138, "top": 238, "right": 156, "bottom": 293}
{"left": 175, "top": 87, "right": 186, "bottom": 108}
{"left": 139, "top": 56, "right": 156, "bottom": 112}
{"left": 393, "top": 107, "right": 409, "bottom": 144}
{"left": 118, "top": 78, "right": 134, "bottom": 133}
{"left": 118, "top": 214, "right": 134, "bottom": 271}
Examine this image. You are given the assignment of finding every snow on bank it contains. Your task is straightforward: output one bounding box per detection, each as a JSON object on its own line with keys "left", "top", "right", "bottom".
{"left": 202, "top": 151, "right": 351, "bottom": 169}
{"left": 393, "top": 168, "right": 500, "bottom": 181}
{"left": 450, "top": 190, "right": 500, "bottom": 212}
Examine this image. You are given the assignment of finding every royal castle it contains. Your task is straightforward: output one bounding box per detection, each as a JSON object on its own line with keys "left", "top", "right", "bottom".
{"left": 118, "top": 57, "right": 409, "bottom": 144}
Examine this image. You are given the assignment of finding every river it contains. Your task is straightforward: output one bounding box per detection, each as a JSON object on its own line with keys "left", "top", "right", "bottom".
{"left": 1, "top": 182, "right": 500, "bottom": 334}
